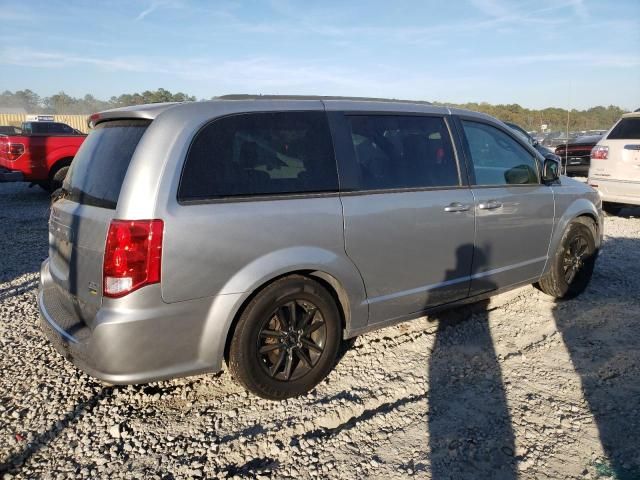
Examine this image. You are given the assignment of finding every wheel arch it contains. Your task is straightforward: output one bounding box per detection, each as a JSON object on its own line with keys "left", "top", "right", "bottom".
{"left": 48, "top": 156, "right": 73, "bottom": 181}
{"left": 550, "top": 198, "right": 603, "bottom": 256}
{"left": 220, "top": 269, "right": 354, "bottom": 365}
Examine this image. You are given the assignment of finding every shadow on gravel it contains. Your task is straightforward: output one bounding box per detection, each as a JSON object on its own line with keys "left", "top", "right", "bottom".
{"left": 0, "top": 184, "right": 50, "bottom": 284}
{"left": 0, "top": 277, "right": 39, "bottom": 301}
{"left": 552, "top": 236, "right": 640, "bottom": 480}
{"left": 427, "top": 246, "right": 517, "bottom": 480}
{"left": 0, "top": 385, "right": 115, "bottom": 475}
{"left": 612, "top": 206, "right": 640, "bottom": 219}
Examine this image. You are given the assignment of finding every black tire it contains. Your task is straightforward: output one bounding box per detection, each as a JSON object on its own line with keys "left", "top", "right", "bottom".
{"left": 536, "top": 217, "right": 598, "bottom": 299}
{"left": 602, "top": 202, "right": 623, "bottom": 216}
{"left": 228, "top": 275, "right": 342, "bottom": 400}
{"left": 49, "top": 165, "right": 70, "bottom": 192}
{"left": 36, "top": 181, "right": 52, "bottom": 192}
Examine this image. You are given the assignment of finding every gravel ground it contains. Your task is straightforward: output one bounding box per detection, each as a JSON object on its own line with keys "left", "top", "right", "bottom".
{"left": 1, "top": 182, "right": 639, "bottom": 480}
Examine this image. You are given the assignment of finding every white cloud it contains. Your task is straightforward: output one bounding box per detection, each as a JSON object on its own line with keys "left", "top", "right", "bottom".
{"left": 135, "top": 0, "right": 184, "bottom": 21}
{"left": 468, "top": 53, "right": 640, "bottom": 68}
{"left": 469, "top": 0, "right": 588, "bottom": 25}
{"left": 0, "top": 46, "right": 486, "bottom": 100}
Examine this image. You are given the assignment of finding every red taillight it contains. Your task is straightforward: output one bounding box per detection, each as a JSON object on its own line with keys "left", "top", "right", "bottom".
{"left": 591, "top": 145, "right": 608, "bottom": 160}
{"left": 2, "top": 142, "right": 25, "bottom": 161}
{"left": 103, "top": 219, "right": 163, "bottom": 298}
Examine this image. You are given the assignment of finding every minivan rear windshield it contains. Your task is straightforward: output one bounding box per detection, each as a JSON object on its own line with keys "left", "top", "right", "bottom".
{"left": 607, "top": 117, "right": 640, "bottom": 140}
{"left": 65, "top": 119, "right": 151, "bottom": 209}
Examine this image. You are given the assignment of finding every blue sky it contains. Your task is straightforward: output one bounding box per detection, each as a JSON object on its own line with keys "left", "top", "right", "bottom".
{"left": 0, "top": 0, "right": 638, "bottom": 109}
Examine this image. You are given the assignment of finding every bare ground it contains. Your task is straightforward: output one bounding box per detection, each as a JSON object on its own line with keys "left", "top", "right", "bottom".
{"left": 0, "top": 182, "right": 639, "bottom": 479}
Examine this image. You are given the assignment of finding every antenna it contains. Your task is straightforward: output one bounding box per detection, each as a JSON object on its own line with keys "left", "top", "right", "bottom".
{"left": 564, "top": 81, "right": 571, "bottom": 176}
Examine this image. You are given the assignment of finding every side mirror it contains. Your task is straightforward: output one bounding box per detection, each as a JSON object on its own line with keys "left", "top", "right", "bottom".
{"left": 542, "top": 158, "right": 560, "bottom": 183}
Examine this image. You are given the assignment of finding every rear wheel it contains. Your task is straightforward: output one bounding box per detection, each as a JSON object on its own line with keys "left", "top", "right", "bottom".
{"left": 49, "top": 165, "right": 70, "bottom": 192}
{"left": 228, "top": 275, "right": 342, "bottom": 400}
{"left": 36, "top": 181, "right": 51, "bottom": 192}
{"left": 536, "top": 217, "right": 597, "bottom": 299}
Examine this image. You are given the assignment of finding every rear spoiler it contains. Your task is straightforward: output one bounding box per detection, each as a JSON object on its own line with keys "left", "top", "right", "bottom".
{"left": 87, "top": 102, "right": 178, "bottom": 129}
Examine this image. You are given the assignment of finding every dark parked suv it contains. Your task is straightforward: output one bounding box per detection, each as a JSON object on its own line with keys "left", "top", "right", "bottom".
{"left": 38, "top": 97, "right": 603, "bottom": 399}
{"left": 555, "top": 134, "right": 602, "bottom": 176}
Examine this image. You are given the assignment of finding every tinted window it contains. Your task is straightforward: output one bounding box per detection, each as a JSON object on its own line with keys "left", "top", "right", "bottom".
{"left": 0, "top": 126, "right": 21, "bottom": 135}
{"left": 65, "top": 120, "right": 150, "bottom": 209}
{"left": 179, "top": 111, "right": 337, "bottom": 200}
{"left": 462, "top": 121, "right": 539, "bottom": 186}
{"left": 607, "top": 118, "right": 640, "bottom": 140}
{"left": 58, "top": 123, "right": 74, "bottom": 134}
{"left": 346, "top": 115, "right": 459, "bottom": 190}
{"left": 31, "top": 123, "right": 51, "bottom": 134}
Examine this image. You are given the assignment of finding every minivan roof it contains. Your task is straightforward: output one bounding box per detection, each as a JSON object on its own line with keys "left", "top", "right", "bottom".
{"left": 217, "top": 94, "right": 435, "bottom": 104}
{"left": 90, "top": 96, "right": 495, "bottom": 127}
{"left": 622, "top": 111, "right": 640, "bottom": 118}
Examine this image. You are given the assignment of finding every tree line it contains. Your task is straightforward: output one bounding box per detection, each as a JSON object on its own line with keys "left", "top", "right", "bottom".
{"left": 0, "top": 88, "right": 630, "bottom": 132}
{"left": 0, "top": 88, "right": 195, "bottom": 116}
{"left": 433, "top": 101, "right": 627, "bottom": 133}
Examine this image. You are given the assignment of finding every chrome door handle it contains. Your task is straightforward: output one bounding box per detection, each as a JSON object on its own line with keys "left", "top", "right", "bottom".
{"left": 478, "top": 200, "right": 503, "bottom": 210}
{"left": 444, "top": 202, "right": 471, "bottom": 212}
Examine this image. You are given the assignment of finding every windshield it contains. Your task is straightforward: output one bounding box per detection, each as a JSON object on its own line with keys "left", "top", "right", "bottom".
{"left": 64, "top": 119, "right": 150, "bottom": 209}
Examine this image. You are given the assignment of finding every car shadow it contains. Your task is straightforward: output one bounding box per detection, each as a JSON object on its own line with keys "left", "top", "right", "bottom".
{"left": 611, "top": 205, "right": 640, "bottom": 219}
{"left": 0, "top": 184, "right": 50, "bottom": 284}
{"left": 0, "top": 385, "right": 115, "bottom": 475}
{"left": 426, "top": 245, "right": 517, "bottom": 479}
{"left": 551, "top": 235, "right": 640, "bottom": 479}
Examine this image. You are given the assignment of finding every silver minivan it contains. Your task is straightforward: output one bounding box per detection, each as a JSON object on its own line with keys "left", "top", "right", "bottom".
{"left": 38, "top": 98, "right": 603, "bottom": 399}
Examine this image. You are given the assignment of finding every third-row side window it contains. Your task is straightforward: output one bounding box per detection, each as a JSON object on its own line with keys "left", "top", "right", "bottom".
{"left": 179, "top": 111, "right": 338, "bottom": 201}
{"left": 346, "top": 115, "right": 460, "bottom": 190}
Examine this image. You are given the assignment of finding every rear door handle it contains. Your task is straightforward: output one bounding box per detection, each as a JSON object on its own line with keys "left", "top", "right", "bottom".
{"left": 444, "top": 202, "right": 471, "bottom": 212}
{"left": 478, "top": 200, "right": 503, "bottom": 210}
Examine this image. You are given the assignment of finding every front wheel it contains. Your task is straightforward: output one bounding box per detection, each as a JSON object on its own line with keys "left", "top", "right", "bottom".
{"left": 228, "top": 275, "right": 342, "bottom": 400}
{"left": 536, "top": 217, "right": 598, "bottom": 299}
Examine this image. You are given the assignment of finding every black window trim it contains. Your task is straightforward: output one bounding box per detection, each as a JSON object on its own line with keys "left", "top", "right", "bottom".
{"left": 455, "top": 115, "right": 543, "bottom": 188}
{"left": 176, "top": 110, "right": 543, "bottom": 205}
{"left": 176, "top": 110, "right": 341, "bottom": 205}
{"left": 330, "top": 111, "right": 468, "bottom": 196}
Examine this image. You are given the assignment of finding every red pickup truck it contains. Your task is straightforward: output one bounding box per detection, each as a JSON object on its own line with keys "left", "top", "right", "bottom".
{"left": 0, "top": 121, "right": 86, "bottom": 191}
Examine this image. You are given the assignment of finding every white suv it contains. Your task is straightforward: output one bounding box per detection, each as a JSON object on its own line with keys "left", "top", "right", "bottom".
{"left": 589, "top": 112, "right": 640, "bottom": 214}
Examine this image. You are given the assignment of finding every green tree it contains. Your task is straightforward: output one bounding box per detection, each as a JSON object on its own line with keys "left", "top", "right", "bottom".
{"left": 0, "top": 89, "right": 42, "bottom": 112}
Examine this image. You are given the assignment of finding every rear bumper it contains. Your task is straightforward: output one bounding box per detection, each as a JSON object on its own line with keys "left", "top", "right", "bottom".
{"left": 564, "top": 164, "right": 589, "bottom": 176}
{"left": 0, "top": 166, "right": 24, "bottom": 182}
{"left": 37, "top": 259, "right": 235, "bottom": 384}
{"left": 590, "top": 178, "right": 640, "bottom": 206}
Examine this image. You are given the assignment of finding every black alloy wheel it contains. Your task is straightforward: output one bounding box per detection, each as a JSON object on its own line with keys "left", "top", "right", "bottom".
{"left": 257, "top": 299, "right": 327, "bottom": 381}
{"left": 562, "top": 233, "right": 591, "bottom": 285}
{"left": 228, "top": 275, "right": 341, "bottom": 400}
{"left": 535, "top": 217, "right": 597, "bottom": 299}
